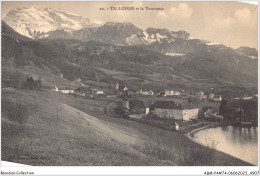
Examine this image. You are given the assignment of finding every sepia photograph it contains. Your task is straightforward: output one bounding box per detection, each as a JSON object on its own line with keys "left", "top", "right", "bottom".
{"left": 0, "top": 0, "right": 259, "bottom": 175}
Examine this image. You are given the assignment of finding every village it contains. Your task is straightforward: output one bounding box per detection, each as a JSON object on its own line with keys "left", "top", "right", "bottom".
{"left": 49, "top": 80, "right": 258, "bottom": 133}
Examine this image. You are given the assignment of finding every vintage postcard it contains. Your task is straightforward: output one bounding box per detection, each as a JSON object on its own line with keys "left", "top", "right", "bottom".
{"left": 1, "top": 0, "right": 259, "bottom": 175}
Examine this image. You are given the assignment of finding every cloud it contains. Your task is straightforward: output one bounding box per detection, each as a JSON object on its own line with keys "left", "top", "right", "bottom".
{"left": 217, "top": 8, "right": 252, "bottom": 28}
{"left": 157, "top": 11, "right": 167, "bottom": 18}
{"left": 170, "top": 3, "right": 193, "bottom": 18}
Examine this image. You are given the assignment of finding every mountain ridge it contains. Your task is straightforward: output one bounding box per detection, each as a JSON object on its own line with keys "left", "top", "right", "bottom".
{"left": 1, "top": 21, "right": 257, "bottom": 95}
{"left": 3, "top": 6, "right": 257, "bottom": 51}
{"left": 3, "top": 6, "right": 191, "bottom": 45}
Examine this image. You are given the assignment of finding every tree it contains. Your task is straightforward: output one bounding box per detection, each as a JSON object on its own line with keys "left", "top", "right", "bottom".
{"left": 37, "top": 76, "right": 42, "bottom": 89}
{"left": 219, "top": 99, "right": 228, "bottom": 116}
{"left": 104, "top": 106, "right": 107, "bottom": 114}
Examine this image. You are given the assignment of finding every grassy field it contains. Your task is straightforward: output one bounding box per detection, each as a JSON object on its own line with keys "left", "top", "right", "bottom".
{"left": 1, "top": 88, "right": 251, "bottom": 166}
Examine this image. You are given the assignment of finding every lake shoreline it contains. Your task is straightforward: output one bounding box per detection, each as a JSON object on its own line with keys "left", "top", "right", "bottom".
{"left": 186, "top": 124, "right": 256, "bottom": 166}
{"left": 186, "top": 121, "right": 258, "bottom": 137}
{"left": 184, "top": 122, "right": 226, "bottom": 136}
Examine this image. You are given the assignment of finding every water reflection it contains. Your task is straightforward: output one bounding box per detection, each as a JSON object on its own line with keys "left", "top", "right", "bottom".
{"left": 194, "top": 126, "right": 258, "bottom": 165}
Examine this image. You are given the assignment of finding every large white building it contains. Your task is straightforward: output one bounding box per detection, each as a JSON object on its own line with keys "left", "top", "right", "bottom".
{"left": 151, "top": 101, "right": 199, "bottom": 121}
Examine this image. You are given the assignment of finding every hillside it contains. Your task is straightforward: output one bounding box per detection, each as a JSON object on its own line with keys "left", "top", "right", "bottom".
{"left": 1, "top": 87, "right": 251, "bottom": 166}
{"left": 1, "top": 88, "right": 169, "bottom": 165}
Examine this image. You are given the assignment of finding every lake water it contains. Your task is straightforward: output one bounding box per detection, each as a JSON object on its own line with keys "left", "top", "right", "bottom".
{"left": 193, "top": 126, "right": 258, "bottom": 165}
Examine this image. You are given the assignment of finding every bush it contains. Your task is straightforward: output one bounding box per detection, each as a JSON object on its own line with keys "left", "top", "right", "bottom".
{"left": 121, "top": 114, "right": 129, "bottom": 119}
{"left": 115, "top": 106, "right": 127, "bottom": 115}
{"left": 2, "top": 99, "right": 29, "bottom": 124}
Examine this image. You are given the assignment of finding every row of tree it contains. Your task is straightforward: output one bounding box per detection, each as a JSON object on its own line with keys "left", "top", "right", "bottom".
{"left": 219, "top": 98, "right": 257, "bottom": 122}
{"left": 26, "top": 76, "right": 42, "bottom": 90}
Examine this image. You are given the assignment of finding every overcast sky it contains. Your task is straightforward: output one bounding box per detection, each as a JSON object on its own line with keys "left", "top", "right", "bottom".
{"left": 1, "top": 1, "right": 258, "bottom": 49}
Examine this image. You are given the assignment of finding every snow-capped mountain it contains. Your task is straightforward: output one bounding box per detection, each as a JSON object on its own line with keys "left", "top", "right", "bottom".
{"left": 3, "top": 6, "right": 191, "bottom": 45}
{"left": 3, "top": 6, "right": 101, "bottom": 39}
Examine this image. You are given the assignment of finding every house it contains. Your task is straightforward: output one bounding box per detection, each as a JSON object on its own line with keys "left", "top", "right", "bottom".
{"left": 173, "top": 91, "right": 181, "bottom": 96}
{"left": 74, "top": 87, "right": 92, "bottom": 97}
{"left": 115, "top": 82, "right": 119, "bottom": 90}
{"left": 60, "top": 90, "right": 74, "bottom": 94}
{"left": 172, "top": 122, "right": 179, "bottom": 131}
{"left": 154, "top": 90, "right": 161, "bottom": 96}
{"left": 242, "top": 97, "right": 253, "bottom": 100}
{"left": 136, "top": 90, "right": 141, "bottom": 95}
{"left": 201, "top": 106, "right": 223, "bottom": 121}
{"left": 211, "top": 95, "right": 222, "bottom": 102}
{"left": 96, "top": 90, "right": 104, "bottom": 95}
{"left": 201, "top": 106, "right": 218, "bottom": 118}
{"left": 52, "top": 86, "right": 59, "bottom": 92}
{"left": 195, "top": 91, "right": 204, "bottom": 97}
{"left": 164, "top": 90, "right": 181, "bottom": 96}
{"left": 150, "top": 101, "right": 199, "bottom": 121}
{"left": 116, "top": 85, "right": 128, "bottom": 95}
{"left": 145, "top": 107, "right": 149, "bottom": 115}
{"left": 165, "top": 90, "right": 174, "bottom": 96}
{"left": 143, "top": 90, "right": 154, "bottom": 96}
{"left": 208, "top": 93, "right": 215, "bottom": 99}
{"left": 137, "top": 89, "right": 154, "bottom": 96}
{"left": 60, "top": 88, "right": 74, "bottom": 94}
{"left": 129, "top": 100, "right": 146, "bottom": 114}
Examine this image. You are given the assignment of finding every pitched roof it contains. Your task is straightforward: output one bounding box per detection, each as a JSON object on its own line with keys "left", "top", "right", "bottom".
{"left": 129, "top": 100, "right": 146, "bottom": 109}
{"left": 202, "top": 106, "right": 217, "bottom": 112}
{"left": 150, "top": 101, "right": 184, "bottom": 110}
{"left": 213, "top": 95, "right": 221, "bottom": 98}
{"left": 60, "top": 87, "right": 74, "bottom": 90}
